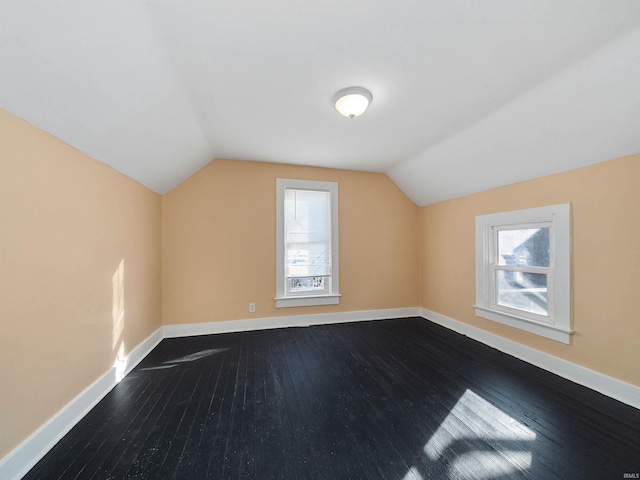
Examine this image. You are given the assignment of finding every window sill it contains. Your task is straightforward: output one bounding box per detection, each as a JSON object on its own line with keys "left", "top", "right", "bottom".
{"left": 275, "top": 294, "right": 341, "bottom": 308}
{"left": 474, "top": 305, "right": 573, "bottom": 344}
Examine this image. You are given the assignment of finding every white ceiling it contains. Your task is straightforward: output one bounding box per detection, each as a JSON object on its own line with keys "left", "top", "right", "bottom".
{"left": 1, "top": 1, "right": 639, "bottom": 206}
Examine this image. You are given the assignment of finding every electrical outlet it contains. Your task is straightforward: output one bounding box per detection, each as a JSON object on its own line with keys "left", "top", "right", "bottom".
{"left": 249, "top": 303, "right": 256, "bottom": 313}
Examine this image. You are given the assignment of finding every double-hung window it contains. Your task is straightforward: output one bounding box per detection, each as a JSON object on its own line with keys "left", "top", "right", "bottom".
{"left": 475, "top": 204, "right": 572, "bottom": 343}
{"left": 275, "top": 179, "right": 340, "bottom": 308}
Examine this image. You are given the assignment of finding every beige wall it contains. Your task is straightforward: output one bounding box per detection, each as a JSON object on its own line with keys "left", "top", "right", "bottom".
{"left": 0, "top": 109, "right": 162, "bottom": 458}
{"left": 419, "top": 154, "right": 640, "bottom": 386}
{"left": 162, "top": 159, "right": 420, "bottom": 324}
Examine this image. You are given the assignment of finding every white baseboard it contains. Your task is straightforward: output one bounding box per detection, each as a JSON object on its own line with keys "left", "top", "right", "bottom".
{"left": 162, "top": 307, "right": 421, "bottom": 338}
{"left": 0, "top": 328, "right": 163, "bottom": 480}
{"left": 419, "top": 308, "right": 640, "bottom": 410}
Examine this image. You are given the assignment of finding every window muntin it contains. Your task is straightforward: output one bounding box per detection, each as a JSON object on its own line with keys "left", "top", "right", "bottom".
{"left": 475, "top": 204, "right": 572, "bottom": 344}
{"left": 276, "top": 179, "right": 340, "bottom": 308}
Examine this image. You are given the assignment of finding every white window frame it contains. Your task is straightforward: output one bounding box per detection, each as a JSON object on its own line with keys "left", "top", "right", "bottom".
{"left": 275, "top": 178, "right": 340, "bottom": 308}
{"left": 475, "top": 204, "right": 573, "bottom": 344}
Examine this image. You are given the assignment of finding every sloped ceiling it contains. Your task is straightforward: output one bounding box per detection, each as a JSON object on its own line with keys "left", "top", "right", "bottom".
{"left": 1, "top": 1, "right": 639, "bottom": 206}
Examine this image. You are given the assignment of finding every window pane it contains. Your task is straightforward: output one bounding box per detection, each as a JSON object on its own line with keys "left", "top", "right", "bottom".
{"left": 289, "top": 276, "right": 326, "bottom": 293}
{"left": 498, "top": 228, "right": 550, "bottom": 267}
{"left": 496, "top": 270, "right": 548, "bottom": 316}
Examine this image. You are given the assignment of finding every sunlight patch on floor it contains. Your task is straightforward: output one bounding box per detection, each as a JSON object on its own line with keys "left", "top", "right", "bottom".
{"left": 449, "top": 450, "right": 533, "bottom": 479}
{"left": 401, "top": 466, "right": 424, "bottom": 480}
{"left": 404, "top": 388, "right": 537, "bottom": 479}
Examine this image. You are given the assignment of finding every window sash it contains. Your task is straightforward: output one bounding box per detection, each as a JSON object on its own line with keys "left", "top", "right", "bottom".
{"left": 489, "top": 265, "right": 553, "bottom": 322}
{"left": 490, "top": 222, "right": 553, "bottom": 265}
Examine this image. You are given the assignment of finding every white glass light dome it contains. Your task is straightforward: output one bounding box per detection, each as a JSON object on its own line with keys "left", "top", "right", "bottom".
{"left": 333, "top": 87, "right": 373, "bottom": 119}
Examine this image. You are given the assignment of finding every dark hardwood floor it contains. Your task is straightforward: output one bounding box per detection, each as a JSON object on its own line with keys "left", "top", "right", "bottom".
{"left": 23, "top": 317, "right": 640, "bottom": 479}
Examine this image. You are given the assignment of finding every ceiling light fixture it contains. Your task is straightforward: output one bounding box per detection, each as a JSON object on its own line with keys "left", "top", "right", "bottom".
{"left": 333, "top": 86, "right": 372, "bottom": 119}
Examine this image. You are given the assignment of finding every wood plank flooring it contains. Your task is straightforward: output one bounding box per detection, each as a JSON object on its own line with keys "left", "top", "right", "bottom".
{"left": 23, "top": 317, "right": 640, "bottom": 479}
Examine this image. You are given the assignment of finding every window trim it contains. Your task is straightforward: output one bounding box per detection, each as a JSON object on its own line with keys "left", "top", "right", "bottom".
{"left": 275, "top": 178, "right": 340, "bottom": 308}
{"left": 475, "top": 204, "right": 573, "bottom": 344}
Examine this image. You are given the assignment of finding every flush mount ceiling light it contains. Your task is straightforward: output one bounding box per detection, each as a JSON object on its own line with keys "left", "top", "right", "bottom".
{"left": 333, "top": 86, "right": 373, "bottom": 119}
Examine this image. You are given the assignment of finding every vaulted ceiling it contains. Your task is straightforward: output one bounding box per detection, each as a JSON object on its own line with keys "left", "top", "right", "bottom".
{"left": 1, "top": 1, "right": 639, "bottom": 205}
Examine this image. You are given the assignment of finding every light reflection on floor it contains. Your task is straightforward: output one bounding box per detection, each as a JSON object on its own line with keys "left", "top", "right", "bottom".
{"left": 139, "top": 348, "right": 229, "bottom": 372}
{"left": 404, "top": 389, "right": 536, "bottom": 479}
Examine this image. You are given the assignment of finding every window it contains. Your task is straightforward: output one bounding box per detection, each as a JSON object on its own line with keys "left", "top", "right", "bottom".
{"left": 475, "top": 204, "right": 572, "bottom": 343}
{"left": 275, "top": 179, "right": 340, "bottom": 308}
